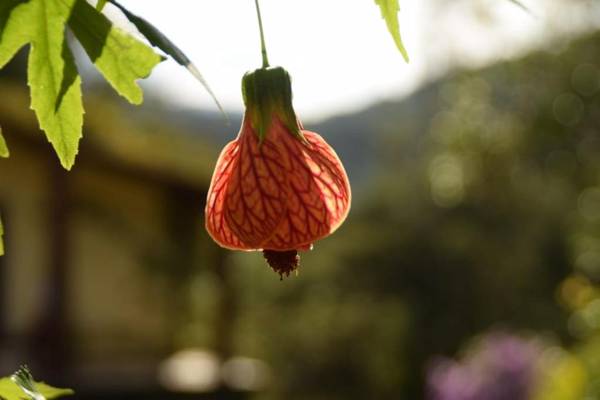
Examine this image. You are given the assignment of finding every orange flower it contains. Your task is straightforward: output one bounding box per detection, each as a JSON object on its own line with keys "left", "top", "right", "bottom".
{"left": 205, "top": 67, "right": 351, "bottom": 278}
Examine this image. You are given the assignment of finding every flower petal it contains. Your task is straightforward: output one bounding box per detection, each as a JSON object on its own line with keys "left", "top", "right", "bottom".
{"left": 223, "top": 122, "right": 290, "bottom": 248}
{"left": 264, "top": 128, "right": 351, "bottom": 250}
{"left": 205, "top": 140, "right": 249, "bottom": 250}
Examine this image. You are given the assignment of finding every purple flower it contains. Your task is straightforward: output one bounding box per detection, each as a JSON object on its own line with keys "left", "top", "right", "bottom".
{"left": 427, "top": 332, "right": 543, "bottom": 400}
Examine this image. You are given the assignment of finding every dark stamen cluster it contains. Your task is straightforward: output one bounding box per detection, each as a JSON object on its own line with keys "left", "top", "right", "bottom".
{"left": 263, "top": 249, "right": 300, "bottom": 280}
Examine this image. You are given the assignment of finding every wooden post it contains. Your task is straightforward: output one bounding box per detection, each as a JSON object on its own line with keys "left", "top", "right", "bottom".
{"left": 28, "top": 162, "right": 71, "bottom": 382}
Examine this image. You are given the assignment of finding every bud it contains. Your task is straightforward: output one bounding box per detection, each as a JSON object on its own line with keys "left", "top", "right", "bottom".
{"left": 242, "top": 66, "right": 303, "bottom": 142}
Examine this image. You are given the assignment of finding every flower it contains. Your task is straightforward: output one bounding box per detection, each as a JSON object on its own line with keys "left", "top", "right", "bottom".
{"left": 205, "top": 67, "right": 351, "bottom": 278}
{"left": 426, "top": 332, "right": 544, "bottom": 400}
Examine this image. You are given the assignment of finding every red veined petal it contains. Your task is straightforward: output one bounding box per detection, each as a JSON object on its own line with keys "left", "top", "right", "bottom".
{"left": 205, "top": 140, "right": 249, "bottom": 250}
{"left": 264, "top": 126, "right": 351, "bottom": 250}
{"left": 223, "top": 120, "right": 290, "bottom": 248}
{"left": 302, "top": 130, "right": 351, "bottom": 231}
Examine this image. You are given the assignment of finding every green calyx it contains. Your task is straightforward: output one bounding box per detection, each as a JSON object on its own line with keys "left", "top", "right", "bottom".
{"left": 242, "top": 66, "right": 304, "bottom": 143}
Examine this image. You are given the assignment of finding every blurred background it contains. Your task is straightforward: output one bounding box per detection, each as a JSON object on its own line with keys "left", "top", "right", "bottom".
{"left": 1, "top": 0, "right": 600, "bottom": 399}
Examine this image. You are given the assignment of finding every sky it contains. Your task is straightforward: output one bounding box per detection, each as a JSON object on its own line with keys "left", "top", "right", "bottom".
{"left": 106, "top": 0, "right": 597, "bottom": 122}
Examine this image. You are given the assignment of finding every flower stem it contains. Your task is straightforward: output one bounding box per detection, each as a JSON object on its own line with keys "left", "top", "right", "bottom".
{"left": 254, "top": 0, "right": 270, "bottom": 68}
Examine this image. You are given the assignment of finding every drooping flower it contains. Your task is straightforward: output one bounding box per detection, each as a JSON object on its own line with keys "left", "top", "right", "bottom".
{"left": 205, "top": 67, "right": 351, "bottom": 278}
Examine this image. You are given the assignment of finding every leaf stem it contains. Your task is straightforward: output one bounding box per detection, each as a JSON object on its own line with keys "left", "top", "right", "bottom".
{"left": 254, "top": 0, "right": 270, "bottom": 68}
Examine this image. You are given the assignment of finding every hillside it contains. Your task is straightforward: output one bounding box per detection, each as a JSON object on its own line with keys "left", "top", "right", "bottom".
{"left": 154, "top": 30, "right": 599, "bottom": 193}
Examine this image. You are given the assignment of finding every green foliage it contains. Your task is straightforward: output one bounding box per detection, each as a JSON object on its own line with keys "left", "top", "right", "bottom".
{"left": 108, "top": 1, "right": 182, "bottom": 65}
{"left": 69, "top": 0, "right": 162, "bottom": 105}
{"left": 0, "top": 0, "right": 31, "bottom": 68}
{"left": 0, "top": 0, "right": 161, "bottom": 169}
{"left": 532, "top": 349, "right": 586, "bottom": 400}
{"left": 0, "top": 367, "right": 73, "bottom": 400}
{"left": 374, "top": 0, "right": 409, "bottom": 62}
{"left": 95, "top": 0, "right": 108, "bottom": 11}
{"left": 107, "top": 0, "right": 224, "bottom": 115}
{"left": 0, "top": 129, "right": 8, "bottom": 157}
{"left": 28, "top": 0, "right": 83, "bottom": 170}
{"left": 0, "top": 0, "right": 83, "bottom": 169}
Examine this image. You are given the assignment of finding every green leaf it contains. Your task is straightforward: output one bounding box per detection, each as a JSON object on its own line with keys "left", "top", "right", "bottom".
{"left": 0, "top": 0, "right": 83, "bottom": 169}
{"left": 0, "top": 128, "right": 8, "bottom": 157}
{"left": 69, "top": 0, "right": 162, "bottom": 105}
{"left": 374, "top": 0, "right": 409, "bottom": 62}
{"left": 108, "top": 0, "right": 226, "bottom": 116}
{"left": 0, "top": 368, "right": 73, "bottom": 400}
{"left": 27, "top": 0, "right": 83, "bottom": 170}
{"left": 0, "top": 0, "right": 35, "bottom": 69}
{"left": 0, "top": 0, "right": 162, "bottom": 170}
{"left": 96, "top": 0, "right": 108, "bottom": 11}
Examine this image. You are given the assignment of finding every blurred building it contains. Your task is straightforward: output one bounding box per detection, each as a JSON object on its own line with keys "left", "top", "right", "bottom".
{"left": 0, "top": 77, "right": 250, "bottom": 398}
